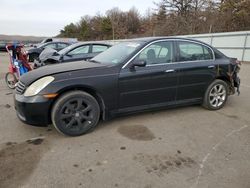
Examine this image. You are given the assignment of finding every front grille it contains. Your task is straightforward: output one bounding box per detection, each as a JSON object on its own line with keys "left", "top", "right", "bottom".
{"left": 15, "top": 81, "right": 26, "bottom": 94}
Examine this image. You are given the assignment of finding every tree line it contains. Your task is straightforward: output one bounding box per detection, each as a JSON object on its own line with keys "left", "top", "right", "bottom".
{"left": 58, "top": 0, "right": 250, "bottom": 40}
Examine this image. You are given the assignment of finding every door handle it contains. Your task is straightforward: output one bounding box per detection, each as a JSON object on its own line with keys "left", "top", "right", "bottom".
{"left": 165, "top": 69, "right": 175, "bottom": 73}
{"left": 208, "top": 65, "right": 215, "bottom": 69}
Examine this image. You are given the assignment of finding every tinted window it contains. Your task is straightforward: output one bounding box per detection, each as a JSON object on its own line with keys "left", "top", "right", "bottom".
{"left": 177, "top": 42, "right": 213, "bottom": 61}
{"left": 135, "top": 41, "right": 174, "bottom": 65}
{"left": 68, "top": 45, "right": 89, "bottom": 55}
{"left": 92, "top": 45, "right": 108, "bottom": 53}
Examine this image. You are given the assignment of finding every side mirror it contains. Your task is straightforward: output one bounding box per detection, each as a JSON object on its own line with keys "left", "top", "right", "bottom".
{"left": 130, "top": 60, "right": 146, "bottom": 69}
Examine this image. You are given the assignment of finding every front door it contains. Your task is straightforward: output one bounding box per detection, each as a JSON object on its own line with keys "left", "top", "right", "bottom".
{"left": 118, "top": 41, "right": 178, "bottom": 111}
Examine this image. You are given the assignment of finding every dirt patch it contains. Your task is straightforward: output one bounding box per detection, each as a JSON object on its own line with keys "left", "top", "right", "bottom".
{"left": 117, "top": 125, "right": 155, "bottom": 141}
{"left": 0, "top": 138, "right": 49, "bottom": 188}
{"left": 120, "top": 146, "right": 126, "bottom": 150}
{"left": 217, "top": 112, "right": 239, "bottom": 120}
{"left": 134, "top": 153, "right": 196, "bottom": 177}
{"left": 0, "top": 104, "right": 11, "bottom": 109}
{"left": 26, "top": 138, "right": 44, "bottom": 145}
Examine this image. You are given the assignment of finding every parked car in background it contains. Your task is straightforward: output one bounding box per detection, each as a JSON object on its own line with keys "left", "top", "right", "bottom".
{"left": 27, "top": 42, "right": 71, "bottom": 62}
{"left": 14, "top": 37, "right": 241, "bottom": 136}
{"left": 34, "top": 42, "right": 111, "bottom": 68}
{"left": 0, "top": 41, "right": 7, "bottom": 52}
{"left": 39, "top": 38, "right": 78, "bottom": 44}
{"left": 31, "top": 38, "right": 78, "bottom": 47}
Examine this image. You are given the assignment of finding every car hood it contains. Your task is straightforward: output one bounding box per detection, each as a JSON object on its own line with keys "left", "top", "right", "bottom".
{"left": 39, "top": 48, "right": 60, "bottom": 61}
{"left": 20, "top": 61, "right": 106, "bottom": 86}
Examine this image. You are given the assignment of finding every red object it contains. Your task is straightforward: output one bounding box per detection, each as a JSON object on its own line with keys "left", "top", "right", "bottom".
{"left": 6, "top": 44, "right": 32, "bottom": 71}
{"left": 8, "top": 63, "right": 16, "bottom": 73}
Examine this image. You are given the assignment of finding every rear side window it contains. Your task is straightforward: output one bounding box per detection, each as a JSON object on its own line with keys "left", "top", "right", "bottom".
{"left": 177, "top": 41, "right": 213, "bottom": 62}
{"left": 92, "top": 45, "right": 109, "bottom": 53}
{"left": 68, "top": 45, "right": 90, "bottom": 55}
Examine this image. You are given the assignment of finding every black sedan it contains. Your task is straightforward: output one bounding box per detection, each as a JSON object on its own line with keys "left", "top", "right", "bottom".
{"left": 34, "top": 42, "right": 111, "bottom": 68}
{"left": 27, "top": 41, "right": 70, "bottom": 62}
{"left": 14, "top": 37, "right": 241, "bottom": 136}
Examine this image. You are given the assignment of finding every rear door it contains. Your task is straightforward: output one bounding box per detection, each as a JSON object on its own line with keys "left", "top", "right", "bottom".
{"left": 176, "top": 40, "right": 216, "bottom": 101}
{"left": 118, "top": 40, "right": 178, "bottom": 111}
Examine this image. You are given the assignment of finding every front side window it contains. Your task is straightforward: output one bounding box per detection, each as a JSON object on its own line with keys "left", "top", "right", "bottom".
{"left": 135, "top": 41, "right": 174, "bottom": 65}
{"left": 92, "top": 45, "right": 109, "bottom": 53}
{"left": 177, "top": 41, "right": 213, "bottom": 62}
{"left": 68, "top": 45, "right": 89, "bottom": 55}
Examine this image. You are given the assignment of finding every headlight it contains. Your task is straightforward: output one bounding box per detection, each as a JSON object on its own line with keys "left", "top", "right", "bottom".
{"left": 24, "top": 76, "right": 54, "bottom": 97}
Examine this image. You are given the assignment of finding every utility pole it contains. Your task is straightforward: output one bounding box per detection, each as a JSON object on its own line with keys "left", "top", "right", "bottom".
{"left": 112, "top": 23, "right": 115, "bottom": 40}
{"left": 209, "top": 24, "right": 213, "bottom": 33}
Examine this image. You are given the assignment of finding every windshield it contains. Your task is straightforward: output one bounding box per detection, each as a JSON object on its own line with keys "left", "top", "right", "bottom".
{"left": 92, "top": 41, "right": 144, "bottom": 64}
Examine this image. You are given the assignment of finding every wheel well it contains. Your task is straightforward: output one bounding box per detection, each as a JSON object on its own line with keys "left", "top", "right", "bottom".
{"left": 215, "top": 76, "right": 234, "bottom": 94}
{"left": 49, "top": 86, "right": 106, "bottom": 122}
{"left": 216, "top": 76, "right": 231, "bottom": 85}
{"left": 30, "top": 52, "right": 39, "bottom": 56}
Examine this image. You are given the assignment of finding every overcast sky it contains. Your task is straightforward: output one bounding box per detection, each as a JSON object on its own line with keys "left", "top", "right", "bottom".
{"left": 0, "top": 0, "right": 155, "bottom": 36}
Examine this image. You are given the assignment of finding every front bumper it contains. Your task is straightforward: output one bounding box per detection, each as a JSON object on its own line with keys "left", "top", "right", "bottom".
{"left": 14, "top": 93, "right": 53, "bottom": 126}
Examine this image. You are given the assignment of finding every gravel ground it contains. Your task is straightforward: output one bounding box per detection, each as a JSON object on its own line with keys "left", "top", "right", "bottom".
{"left": 0, "top": 52, "right": 250, "bottom": 188}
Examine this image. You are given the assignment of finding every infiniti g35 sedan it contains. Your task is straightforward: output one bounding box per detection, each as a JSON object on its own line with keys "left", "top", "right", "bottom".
{"left": 14, "top": 37, "right": 241, "bottom": 136}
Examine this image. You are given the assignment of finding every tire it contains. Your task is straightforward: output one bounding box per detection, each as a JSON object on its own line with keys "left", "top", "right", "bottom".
{"left": 29, "top": 53, "right": 39, "bottom": 62}
{"left": 51, "top": 91, "right": 100, "bottom": 136}
{"left": 5, "top": 72, "right": 17, "bottom": 89}
{"left": 203, "top": 79, "right": 229, "bottom": 110}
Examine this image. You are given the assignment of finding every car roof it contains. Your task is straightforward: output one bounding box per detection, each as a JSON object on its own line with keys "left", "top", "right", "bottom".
{"left": 71, "top": 41, "right": 112, "bottom": 48}
{"left": 39, "top": 41, "right": 70, "bottom": 47}
{"left": 58, "top": 41, "right": 111, "bottom": 55}
{"left": 124, "top": 36, "right": 212, "bottom": 47}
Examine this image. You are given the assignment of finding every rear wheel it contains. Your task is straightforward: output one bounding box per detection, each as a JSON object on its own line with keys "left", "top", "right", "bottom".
{"left": 5, "top": 72, "right": 17, "bottom": 89}
{"left": 203, "top": 79, "right": 229, "bottom": 110}
{"left": 51, "top": 91, "right": 100, "bottom": 136}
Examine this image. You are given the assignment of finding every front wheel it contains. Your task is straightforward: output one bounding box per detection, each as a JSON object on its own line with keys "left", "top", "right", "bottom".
{"left": 5, "top": 72, "right": 17, "bottom": 89}
{"left": 203, "top": 79, "right": 229, "bottom": 110}
{"left": 51, "top": 91, "right": 100, "bottom": 136}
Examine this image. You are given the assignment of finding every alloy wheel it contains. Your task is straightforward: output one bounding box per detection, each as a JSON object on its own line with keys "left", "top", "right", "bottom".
{"left": 209, "top": 84, "right": 226, "bottom": 108}
{"left": 59, "top": 97, "right": 94, "bottom": 131}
